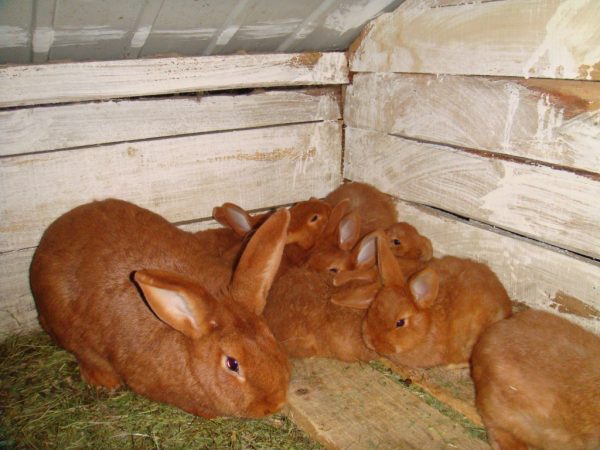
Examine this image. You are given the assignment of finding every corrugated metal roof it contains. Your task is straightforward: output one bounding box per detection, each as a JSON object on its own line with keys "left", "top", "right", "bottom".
{"left": 0, "top": 0, "right": 404, "bottom": 64}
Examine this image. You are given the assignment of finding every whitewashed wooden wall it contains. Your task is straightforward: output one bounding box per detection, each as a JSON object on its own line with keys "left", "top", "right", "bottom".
{"left": 0, "top": 52, "right": 348, "bottom": 335}
{"left": 345, "top": 0, "right": 600, "bottom": 333}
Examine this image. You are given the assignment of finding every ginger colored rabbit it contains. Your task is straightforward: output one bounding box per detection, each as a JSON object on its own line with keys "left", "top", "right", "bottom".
{"left": 339, "top": 232, "right": 512, "bottom": 368}
{"left": 263, "top": 231, "right": 379, "bottom": 362}
{"left": 30, "top": 199, "right": 291, "bottom": 418}
{"left": 324, "top": 181, "right": 397, "bottom": 235}
{"left": 471, "top": 309, "right": 600, "bottom": 450}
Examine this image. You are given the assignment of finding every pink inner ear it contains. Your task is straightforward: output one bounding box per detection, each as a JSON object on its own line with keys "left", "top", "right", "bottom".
{"left": 410, "top": 276, "right": 430, "bottom": 300}
{"left": 409, "top": 268, "right": 439, "bottom": 306}
{"left": 227, "top": 208, "right": 251, "bottom": 233}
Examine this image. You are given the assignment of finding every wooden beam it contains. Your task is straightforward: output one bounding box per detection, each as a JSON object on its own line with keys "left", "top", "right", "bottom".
{"left": 344, "top": 127, "right": 600, "bottom": 260}
{"left": 345, "top": 73, "right": 600, "bottom": 174}
{"left": 0, "top": 121, "right": 342, "bottom": 253}
{"left": 0, "top": 87, "right": 341, "bottom": 156}
{"left": 350, "top": 0, "right": 600, "bottom": 80}
{"left": 286, "top": 358, "right": 489, "bottom": 449}
{"left": 394, "top": 200, "right": 600, "bottom": 334}
{"left": 0, "top": 52, "right": 349, "bottom": 107}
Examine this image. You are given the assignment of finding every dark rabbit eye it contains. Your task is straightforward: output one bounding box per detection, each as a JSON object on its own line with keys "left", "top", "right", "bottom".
{"left": 396, "top": 319, "right": 406, "bottom": 328}
{"left": 225, "top": 356, "right": 239, "bottom": 373}
{"left": 329, "top": 267, "right": 339, "bottom": 273}
{"left": 310, "top": 214, "right": 320, "bottom": 223}
{"left": 393, "top": 239, "right": 401, "bottom": 246}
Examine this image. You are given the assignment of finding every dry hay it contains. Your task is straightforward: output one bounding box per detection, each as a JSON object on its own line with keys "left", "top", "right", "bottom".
{"left": 0, "top": 332, "right": 323, "bottom": 449}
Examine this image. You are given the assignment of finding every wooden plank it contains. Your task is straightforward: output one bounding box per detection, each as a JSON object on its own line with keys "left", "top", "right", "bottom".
{"left": 392, "top": 200, "right": 600, "bottom": 334}
{"left": 286, "top": 358, "right": 489, "bottom": 450}
{"left": 345, "top": 73, "right": 600, "bottom": 174}
{"left": 344, "top": 127, "right": 600, "bottom": 260}
{"left": 0, "top": 52, "right": 349, "bottom": 107}
{"left": 0, "top": 88, "right": 341, "bottom": 156}
{"left": 0, "top": 121, "right": 342, "bottom": 253}
{"left": 349, "top": 0, "right": 600, "bottom": 80}
{"left": 0, "top": 248, "right": 39, "bottom": 337}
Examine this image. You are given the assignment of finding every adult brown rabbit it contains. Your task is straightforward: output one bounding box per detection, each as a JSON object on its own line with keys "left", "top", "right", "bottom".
{"left": 324, "top": 181, "right": 397, "bottom": 235}
{"left": 30, "top": 199, "right": 291, "bottom": 418}
{"left": 340, "top": 232, "right": 512, "bottom": 368}
{"left": 471, "top": 309, "right": 600, "bottom": 450}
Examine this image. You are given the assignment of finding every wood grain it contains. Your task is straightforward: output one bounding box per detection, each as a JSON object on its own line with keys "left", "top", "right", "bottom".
{"left": 344, "top": 127, "right": 600, "bottom": 260}
{"left": 286, "top": 358, "right": 489, "bottom": 450}
{"left": 0, "top": 121, "right": 342, "bottom": 253}
{"left": 0, "top": 52, "right": 348, "bottom": 107}
{"left": 345, "top": 73, "right": 600, "bottom": 174}
{"left": 350, "top": 0, "right": 600, "bottom": 80}
{"left": 394, "top": 200, "right": 600, "bottom": 334}
{"left": 0, "top": 88, "right": 341, "bottom": 156}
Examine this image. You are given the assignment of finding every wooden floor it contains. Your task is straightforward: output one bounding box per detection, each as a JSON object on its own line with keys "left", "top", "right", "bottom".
{"left": 285, "top": 358, "right": 489, "bottom": 450}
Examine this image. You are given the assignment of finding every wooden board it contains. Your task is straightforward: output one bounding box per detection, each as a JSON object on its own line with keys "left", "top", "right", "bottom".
{"left": 345, "top": 73, "right": 600, "bottom": 174}
{"left": 286, "top": 358, "right": 489, "bottom": 450}
{"left": 394, "top": 200, "right": 600, "bottom": 334}
{"left": 0, "top": 121, "right": 342, "bottom": 253}
{"left": 0, "top": 52, "right": 348, "bottom": 107}
{"left": 349, "top": 0, "right": 600, "bottom": 80}
{"left": 0, "top": 88, "right": 341, "bottom": 156}
{"left": 344, "top": 127, "right": 600, "bottom": 260}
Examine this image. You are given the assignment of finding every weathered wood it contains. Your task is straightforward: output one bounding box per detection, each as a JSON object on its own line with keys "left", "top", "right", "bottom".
{"left": 286, "top": 358, "right": 489, "bottom": 450}
{"left": 0, "top": 88, "right": 341, "bottom": 156}
{"left": 350, "top": 0, "right": 600, "bottom": 80}
{"left": 344, "top": 127, "right": 600, "bottom": 260}
{"left": 0, "top": 121, "right": 342, "bottom": 253}
{"left": 381, "top": 360, "right": 482, "bottom": 427}
{"left": 0, "top": 52, "right": 349, "bottom": 107}
{"left": 0, "top": 248, "right": 38, "bottom": 337}
{"left": 394, "top": 200, "right": 600, "bottom": 334}
{"left": 345, "top": 73, "right": 600, "bottom": 174}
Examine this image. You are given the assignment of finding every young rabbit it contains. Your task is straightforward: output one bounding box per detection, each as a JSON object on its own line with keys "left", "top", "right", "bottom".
{"left": 30, "top": 199, "right": 291, "bottom": 418}
{"left": 339, "top": 232, "right": 512, "bottom": 368}
{"left": 263, "top": 231, "right": 380, "bottom": 362}
{"left": 385, "top": 222, "right": 433, "bottom": 279}
{"left": 471, "top": 309, "right": 600, "bottom": 450}
{"left": 324, "top": 181, "right": 397, "bottom": 235}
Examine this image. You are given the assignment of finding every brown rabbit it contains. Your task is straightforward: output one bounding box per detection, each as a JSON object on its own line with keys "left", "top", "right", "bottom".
{"left": 471, "top": 309, "right": 600, "bottom": 450}
{"left": 343, "top": 232, "right": 512, "bottom": 368}
{"left": 324, "top": 181, "right": 397, "bottom": 235}
{"left": 30, "top": 199, "right": 291, "bottom": 418}
{"left": 263, "top": 232, "right": 379, "bottom": 362}
{"left": 385, "top": 222, "right": 433, "bottom": 279}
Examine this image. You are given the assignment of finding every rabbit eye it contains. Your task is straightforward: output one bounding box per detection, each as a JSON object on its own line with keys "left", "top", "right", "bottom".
{"left": 225, "top": 356, "right": 239, "bottom": 373}
{"left": 310, "top": 214, "right": 320, "bottom": 223}
{"left": 329, "top": 267, "right": 339, "bottom": 273}
{"left": 392, "top": 239, "right": 401, "bottom": 246}
{"left": 396, "top": 319, "right": 406, "bottom": 328}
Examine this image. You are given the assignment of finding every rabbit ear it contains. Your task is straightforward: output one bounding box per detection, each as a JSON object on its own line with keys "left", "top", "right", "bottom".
{"left": 419, "top": 237, "right": 434, "bottom": 262}
{"left": 409, "top": 267, "right": 439, "bottom": 309}
{"left": 338, "top": 212, "right": 361, "bottom": 251}
{"left": 330, "top": 282, "right": 379, "bottom": 309}
{"left": 230, "top": 208, "right": 290, "bottom": 315}
{"left": 352, "top": 231, "right": 378, "bottom": 270}
{"left": 333, "top": 267, "right": 378, "bottom": 287}
{"left": 376, "top": 231, "right": 405, "bottom": 287}
{"left": 134, "top": 269, "right": 216, "bottom": 340}
{"left": 212, "top": 203, "right": 253, "bottom": 236}
{"left": 324, "top": 198, "right": 351, "bottom": 236}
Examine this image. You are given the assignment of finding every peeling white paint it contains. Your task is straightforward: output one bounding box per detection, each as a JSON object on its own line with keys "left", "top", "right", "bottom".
{"left": 325, "top": 0, "right": 394, "bottom": 33}
{"left": 501, "top": 83, "right": 520, "bottom": 150}
{"left": 52, "top": 26, "right": 128, "bottom": 46}
{"left": 238, "top": 20, "right": 301, "bottom": 40}
{"left": 534, "top": 94, "right": 564, "bottom": 145}
{"left": 0, "top": 26, "right": 28, "bottom": 47}
{"left": 130, "top": 26, "right": 151, "bottom": 48}
{"left": 523, "top": 0, "right": 600, "bottom": 79}
{"left": 32, "top": 27, "right": 55, "bottom": 54}
{"left": 152, "top": 28, "right": 216, "bottom": 39}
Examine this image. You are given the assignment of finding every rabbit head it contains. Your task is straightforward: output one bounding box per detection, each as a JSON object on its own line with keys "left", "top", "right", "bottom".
{"left": 385, "top": 222, "right": 433, "bottom": 262}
